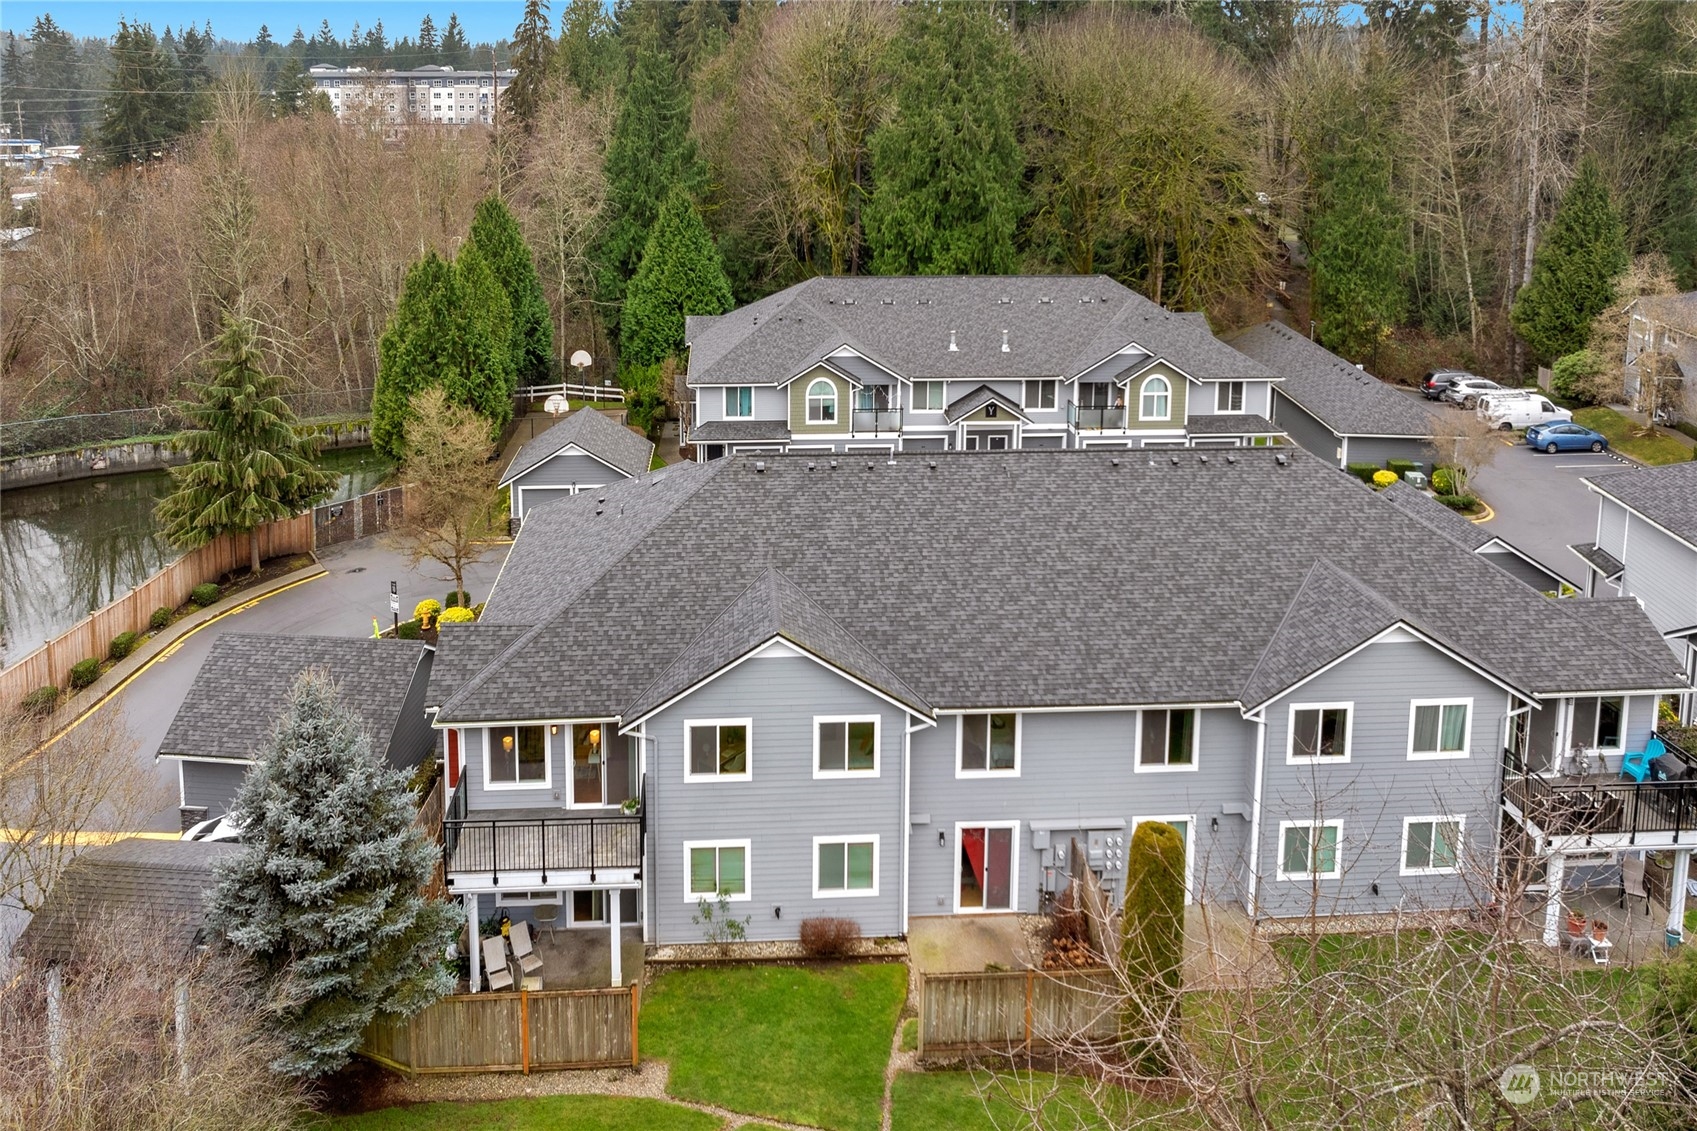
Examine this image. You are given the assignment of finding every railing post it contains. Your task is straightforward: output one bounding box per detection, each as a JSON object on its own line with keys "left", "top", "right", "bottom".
{"left": 589, "top": 818, "right": 598, "bottom": 884}
{"left": 539, "top": 819, "right": 548, "bottom": 885}
{"left": 490, "top": 822, "right": 500, "bottom": 887}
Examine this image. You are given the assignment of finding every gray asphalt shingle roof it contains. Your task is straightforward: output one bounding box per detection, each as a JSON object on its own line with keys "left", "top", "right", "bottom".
{"left": 501, "top": 408, "right": 654, "bottom": 485}
{"left": 17, "top": 839, "right": 238, "bottom": 963}
{"left": 684, "top": 276, "right": 1273, "bottom": 388}
{"left": 1585, "top": 462, "right": 1697, "bottom": 547}
{"left": 431, "top": 450, "right": 1685, "bottom": 725}
{"left": 1223, "top": 321, "right": 1440, "bottom": 439}
{"left": 1188, "top": 413, "right": 1282, "bottom": 436}
{"left": 687, "top": 419, "right": 794, "bottom": 443}
{"left": 160, "top": 634, "right": 428, "bottom": 763}
{"left": 1570, "top": 542, "right": 1626, "bottom": 580}
{"left": 943, "top": 384, "right": 1026, "bottom": 424}
{"left": 1380, "top": 479, "right": 1492, "bottom": 551}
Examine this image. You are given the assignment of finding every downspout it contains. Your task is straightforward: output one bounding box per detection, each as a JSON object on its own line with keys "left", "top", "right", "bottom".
{"left": 1246, "top": 709, "right": 1267, "bottom": 920}
{"left": 903, "top": 717, "right": 927, "bottom": 936}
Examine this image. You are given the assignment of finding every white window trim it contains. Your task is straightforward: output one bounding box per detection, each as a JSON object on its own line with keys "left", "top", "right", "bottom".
{"left": 1276, "top": 819, "right": 1343, "bottom": 881}
{"left": 1133, "top": 708, "right": 1200, "bottom": 773}
{"left": 812, "top": 834, "right": 881, "bottom": 898}
{"left": 955, "top": 712, "right": 1021, "bottom": 778}
{"left": 1400, "top": 815, "right": 1465, "bottom": 876}
{"left": 1286, "top": 702, "right": 1354, "bottom": 764}
{"left": 495, "top": 889, "right": 562, "bottom": 906}
{"left": 723, "top": 386, "right": 753, "bottom": 419}
{"left": 1588, "top": 695, "right": 1628, "bottom": 752}
{"left": 683, "top": 718, "right": 753, "bottom": 783}
{"left": 483, "top": 725, "right": 553, "bottom": 791}
{"left": 911, "top": 381, "right": 945, "bottom": 412}
{"left": 682, "top": 839, "right": 752, "bottom": 903}
{"left": 1022, "top": 379, "right": 1057, "bottom": 411}
{"left": 1215, "top": 381, "right": 1244, "bottom": 413}
{"left": 1139, "top": 375, "right": 1172, "bottom": 421}
{"left": 953, "top": 821, "right": 1020, "bottom": 914}
{"left": 1407, "top": 698, "right": 1473, "bottom": 760}
{"left": 813, "top": 715, "right": 881, "bottom": 779}
{"left": 1132, "top": 815, "right": 1195, "bottom": 904}
{"left": 806, "top": 378, "right": 838, "bottom": 424}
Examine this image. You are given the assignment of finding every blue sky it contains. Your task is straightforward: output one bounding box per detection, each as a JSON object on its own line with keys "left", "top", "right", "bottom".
{"left": 5, "top": 2, "right": 526, "bottom": 44}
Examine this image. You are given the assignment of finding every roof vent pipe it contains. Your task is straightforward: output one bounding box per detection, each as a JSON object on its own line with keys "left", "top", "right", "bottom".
{"left": 948, "top": 330, "right": 958, "bottom": 353}
{"left": 1001, "top": 330, "right": 1009, "bottom": 353}
{"left": 754, "top": 461, "right": 766, "bottom": 473}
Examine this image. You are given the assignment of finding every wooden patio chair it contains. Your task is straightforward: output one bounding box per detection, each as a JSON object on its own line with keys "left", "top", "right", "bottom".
{"left": 1621, "top": 853, "right": 1651, "bottom": 914}
{"left": 482, "top": 936, "right": 514, "bottom": 992}
{"left": 510, "top": 920, "right": 544, "bottom": 977}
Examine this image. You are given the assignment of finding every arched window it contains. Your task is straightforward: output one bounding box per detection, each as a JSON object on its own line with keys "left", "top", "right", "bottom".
{"left": 806, "top": 378, "right": 838, "bottom": 424}
{"left": 1140, "top": 375, "right": 1171, "bottom": 421}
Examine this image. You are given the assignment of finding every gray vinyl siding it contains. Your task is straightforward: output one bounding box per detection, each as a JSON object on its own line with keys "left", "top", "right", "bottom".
{"left": 1617, "top": 511, "right": 1697, "bottom": 642}
{"left": 514, "top": 452, "right": 627, "bottom": 490}
{"left": 385, "top": 657, "right": 437, "bottom": 772}
{"left": 461, "top": 724, "right": 602, "bottom": 810}
{"left": 907, "top": 708, "right": 1256, "bottom": 918}
{"left": 643, "top": 650, "right": 907, "bottom": 944}
{"left": 1597, "top": 499, "right": 1629, "bottom": 560}
{"left": 180, "top": 760, "right": 251, "bottom": 813}
{"left": 1342, "top": 436, "right": 1438, "bottom": 469}
{"left": 1255, "top": 636, "right": 1507, "bottom": 920}
{"left": 1271, "top": 393, "right": 1344, "bottom": 465}
{"left": 695, "top": 384, "right": 788, "bottom": 424}
{"left": 1198, "top": 381, "right": 1273, "bottom": 418}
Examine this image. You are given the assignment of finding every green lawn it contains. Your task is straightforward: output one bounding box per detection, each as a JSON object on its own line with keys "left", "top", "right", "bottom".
{"left": 650, "top": 451, "right": 667, "bottom": 470}
{"left": 642, "top": 963, "right": 907, "bottom": 1131}
{"left": 891, "top": 1070, "right": 1155, "bottom": 1131}
{"left": 1574, "top": 407, "right": 1694, "bottom": 465}
{"left": 314, "top": 1095, "right": 720, "bottom": 1130}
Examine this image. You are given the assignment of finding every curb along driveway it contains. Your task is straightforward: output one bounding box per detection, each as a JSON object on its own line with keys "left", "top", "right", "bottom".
{"left": 1469, "top": 439, "right": 1629, "bottom": 589}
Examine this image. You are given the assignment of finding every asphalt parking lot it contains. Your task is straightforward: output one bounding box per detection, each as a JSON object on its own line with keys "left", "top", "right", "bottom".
{"left": 1468, "top": 431, "right": 1632, "bottom": 588}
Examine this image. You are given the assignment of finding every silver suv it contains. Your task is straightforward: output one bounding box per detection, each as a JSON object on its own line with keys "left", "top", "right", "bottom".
{"left": 1443, "top": 377, "right": 1506, "bottom": 408}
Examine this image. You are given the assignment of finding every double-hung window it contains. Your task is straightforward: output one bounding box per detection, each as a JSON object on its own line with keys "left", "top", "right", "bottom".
{"left": 723, "top": 386, "right": 753, "bottom": 418}
{"left": 1289, "top": 704, "right": 1351, "bottom": 762}
{"left": 1023, "top": 380, "right": 1056, "bottom": 411}
{"left": 959, "top": 713, "right": 1018, "bottom": 775}
{"left": 814, "top": 836, "right": 878, "bottom": 896}
{"left": 1278, "top": 820, "right": 1341, "bottom": 880}
{"left": 816, "top": 717, "right": 878, "bottom": 776}
{"left": 1216, "top": 382, "right": 1245, "bottom": 412}
{"left": 488, "top": 725, "right": 547, "bottom": 787}
{"left": 805, "top": 378, "right": 838, "bottom": 424}
{"left": 911, "top": 381, "right": 945, "bottom": 411}
{"left": 1402, "top": 817, "right": 1463, "bottom": 875}
{"left": 686, "top": 720, "right": 750, "bottom": 781}
{"left": 1408, "top": 699, "right": 1471, "bottom": 759}
{"left": 1137, "top": 708, "right": 1197, "bottom": 770}
{"left": 685, "top": 841, "right": 749, "bottom": 901}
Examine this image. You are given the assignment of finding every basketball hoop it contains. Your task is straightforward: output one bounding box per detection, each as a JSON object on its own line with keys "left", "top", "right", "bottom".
{"left": 543, "top": 393, "right": 568, "bottom": 416}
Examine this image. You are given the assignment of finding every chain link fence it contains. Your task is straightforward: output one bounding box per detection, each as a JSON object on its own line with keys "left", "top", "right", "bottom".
{"left": 1, "top": 388, "right": 373, "bottom": 459}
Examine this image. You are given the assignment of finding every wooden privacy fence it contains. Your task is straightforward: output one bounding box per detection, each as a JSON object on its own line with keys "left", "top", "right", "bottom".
{"left": 0, "top": 513, "right": 313, "bottom": 710}
{"left": 918, "top": 968, "right": 1119, "bottom": 1056}
{"left": 361, "top": 985, "right": 638, "bottom": 1075}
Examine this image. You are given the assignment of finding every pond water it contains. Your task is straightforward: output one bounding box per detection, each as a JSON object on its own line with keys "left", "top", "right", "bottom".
{"left": 0, "top": 447, "right": 393, "bottom": 667}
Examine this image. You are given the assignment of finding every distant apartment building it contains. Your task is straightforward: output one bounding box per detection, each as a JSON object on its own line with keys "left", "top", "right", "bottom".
{"left": 308, "top": 64, "right": 514, "bottom": 126}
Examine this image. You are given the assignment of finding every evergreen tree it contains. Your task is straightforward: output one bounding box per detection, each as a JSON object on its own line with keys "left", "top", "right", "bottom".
{"left": 1309, "top": 143, "right": 1410, "bottom": 360}
{"left": 506, "top": 0, "right": 555, "bottom": 130}
{"left": 622, "top": 190, "right": 735, "bottom": 369}
{"left": 594, "top": 23, "right": 701, "bottom": 334}
{"left": 27, "top": 15, "right": 80, "bottom": 144}
{"left": 675, "top": 0, "right": 730, "bottom": 77}
{"left": 288, "top": 26, "right": 308, "bottom": 58}
{"left": 417, "top": 14, "right": 440, "bottom": 65}
{"left": 556, "top": 0, "right": 620, "bottom": 97}
{"left": 373, "top": 249, "right": 515, "bottom": 460}
{"left": 1118, "top": 820, "right": 1186, "bottom": 1076}
{"left": 97, "top": 20, "right": 190, "bottom": 167}
{"left": 864, "top": 1, "right": 1026, "bottom": 275}
{"left": 208, "top": 668, "right": 459, "bottom": 1078}
{"left": 155, "top": 316, "right": 337, "bottom": 574}
{"left": 1511, "top": 158, "right": 1629, "bottom": 365}
{"left": 0, "top": 34, "right": 28, "bottom": 136}
{"left": 441, "top": 15, "right": 472, "bottom": 69}
{"left": 273, "top": 57, "right": 315, "bottom": 115}
{"left": 177, "top": 23, "right": 214, "bottom": 95}
{"left": 468, "top": 195, "right": 554, "bottom": 386}
{"left": 255, "top": 24, "right": 274, "bottom": 52}
{"left": 309, "top": 20, "right": 342, "bottom": 66}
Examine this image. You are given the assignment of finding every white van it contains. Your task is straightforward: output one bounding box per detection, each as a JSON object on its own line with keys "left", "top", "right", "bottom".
{"left": 1479, "top": 393, "right": 1570, "bottom": 431}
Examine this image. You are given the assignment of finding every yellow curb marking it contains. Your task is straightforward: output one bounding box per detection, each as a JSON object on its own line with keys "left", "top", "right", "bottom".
{"left": 35, "top": 570, "right": 327, "bottom": 752}
{"left": 1469, "top": 499, "right": 1496, "bottom": 524}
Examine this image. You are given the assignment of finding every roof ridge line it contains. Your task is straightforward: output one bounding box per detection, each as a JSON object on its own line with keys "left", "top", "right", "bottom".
{"left": 620, "top": 567, "right": 786, "bottom": 719}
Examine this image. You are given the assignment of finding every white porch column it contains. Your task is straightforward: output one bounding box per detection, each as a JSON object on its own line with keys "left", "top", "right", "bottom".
{"left": 609, "top": 891, "right": 623, "bottom": 988}
{"left": 467, "top": 894, "right": 481, "bottom": 993}
{"left": 1542, "top": 853, "right": 1567, "bottom": 946}
{"left": 1670, "top": 849, "right": 1692, "bottom": 939}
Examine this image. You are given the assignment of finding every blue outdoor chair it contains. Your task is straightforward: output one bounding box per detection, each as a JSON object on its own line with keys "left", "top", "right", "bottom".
{"left": 1621, "top": 737, "right": 1666, "bottom": 783}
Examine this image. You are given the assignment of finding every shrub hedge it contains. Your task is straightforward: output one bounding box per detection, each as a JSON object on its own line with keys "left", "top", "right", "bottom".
{"left": 443, "top": 590, "right": 466, "bottom": 609}
{"left": 69, "top": 658, "right": 101, "bottom": 689}
{"left": 1386, "top": 459, "right": 1419, "bottom": 477}
{"left": 149, "top": 606, "right": 173, "bottom": 631}
{"left": 1430, "top": 467, "right": 1456, "bottom": 494}
{"left": 108, "top": 631, "right": 140, "bottom": 661}
{"left": 190, "top": 582, "right": 220, "bottom": 607}
{"left": 396, "top": 619, "right": 422, "bottom": 640}
{"left": 21, "top": 685, "right": 60, "bottom": 717}
{"left": 438, "top": 606, "right": 476, "bottom": 625}
{"left": 798, "top": 917, "right": 861, "bottom": 957}
{"left": 1345, "top": 462, "right": 1379, "bottom": 484}
{"left": 1371, "top": 470, "right": 1398, "bottom": 490}
{"left": 1436, "top": 494, "right": 1480, "bottom": 511}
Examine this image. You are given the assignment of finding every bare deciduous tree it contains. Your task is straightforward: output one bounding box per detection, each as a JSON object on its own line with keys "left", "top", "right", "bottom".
{"left": 386, "top": 387, "right": 501, "bottom": 604}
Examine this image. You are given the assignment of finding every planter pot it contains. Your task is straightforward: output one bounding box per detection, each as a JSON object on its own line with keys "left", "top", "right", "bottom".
{"left": 1567, "top": 913, "right": 1586, "bottom": 937}
{"left": 1591, "top": 920, "right": 1608, "bottom": 942}
{"left": 1668, "top": 929, "right": 1684, "bottom": 950}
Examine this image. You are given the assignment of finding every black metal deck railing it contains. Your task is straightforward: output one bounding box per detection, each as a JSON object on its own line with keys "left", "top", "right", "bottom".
{"left": 443, "top": 778, "right": 646, "bottom": 885}
{"left": 1503, "top": 736, "right": 1697, "bottom": 844}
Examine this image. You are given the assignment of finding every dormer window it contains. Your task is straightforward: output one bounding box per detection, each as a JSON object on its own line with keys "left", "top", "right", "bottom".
{"left": 1140, "top": 376, "right": 1171, "bottom": 421}
{"left": 806, "top": 379, "right": 837, "bottom": 424}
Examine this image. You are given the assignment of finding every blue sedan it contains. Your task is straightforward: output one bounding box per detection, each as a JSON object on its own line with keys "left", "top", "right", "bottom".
{"left": 1526, "top": 422, "right": 1609, "bottom": 454}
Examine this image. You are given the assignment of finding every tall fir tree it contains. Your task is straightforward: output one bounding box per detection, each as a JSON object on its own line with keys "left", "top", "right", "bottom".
{"left": 556, "top": 0, "right": 620, "bottom": 97}
{"left": 0, "top": 34, "right": 28, "bottom": 137}
{"left": 155, "top": 316, "right": 337, "bottom": 574}
{"left": 468, "top": 195, "right": 553, "bottom": 386}
{"left": 99, "top": 20, "right": 191, "bottom": 164}
{"left": 208, "top": 668, "right": 460, "bottom": 1078}
{"left": 1309, "top": 143, "right": 1410, "bottom": 360}
{"left": 416, "top": 14, "right": 440, "bottom": 65}
{"left": 505, "top": 0, "right": 555, "bottom": 130}
{"left": 864, "top": 1, "right": 1026, "bottom": 275}
{"left": 27, "top": 15, "right": 79, "bottom": 143}
{"left": 594, "top": 20, "right": 702, "bottom": 336}
{"left": 440, "top": 14, "right": 472, "bottom": 69}
{"left": 273, "top": 57, "right": 315, "bottom": 115}
{"left": 621, "top": 190, "right": 735, "bottom": 368}
{"left": 373, "top": 248, "right": 515, "bottom": 460}
{"left": 1511, "top": 157, "right": 1629, "bottom": 365}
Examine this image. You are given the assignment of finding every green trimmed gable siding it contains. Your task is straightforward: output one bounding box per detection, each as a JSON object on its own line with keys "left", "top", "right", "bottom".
{"left": 788, "top": 367, "right": 852, "bottom": 435}
{"left": 1127, "top": 363, "right": 1187, "bottom": 431}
